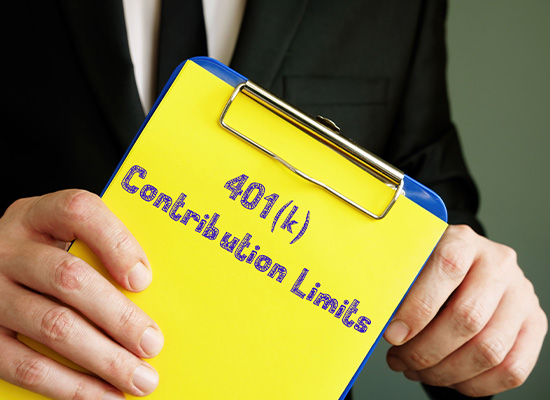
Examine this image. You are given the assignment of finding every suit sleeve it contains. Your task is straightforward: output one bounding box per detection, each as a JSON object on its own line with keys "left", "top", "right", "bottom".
{"left": 384, "top": 0, "right": 484, "bottom": 235}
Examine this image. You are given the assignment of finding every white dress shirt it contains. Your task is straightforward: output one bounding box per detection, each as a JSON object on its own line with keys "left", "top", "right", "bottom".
{"left": 122, "top": 0, "right": 247, "bottom": 112}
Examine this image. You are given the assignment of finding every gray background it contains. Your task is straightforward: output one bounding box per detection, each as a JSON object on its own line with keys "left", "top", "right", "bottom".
{"left": 353, "top": 1, "right": 549, "bottom": 399}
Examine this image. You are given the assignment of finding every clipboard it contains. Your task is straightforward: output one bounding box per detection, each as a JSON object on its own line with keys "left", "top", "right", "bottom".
{"left": 2, "top": 57, "right": 448, "bottom": 399}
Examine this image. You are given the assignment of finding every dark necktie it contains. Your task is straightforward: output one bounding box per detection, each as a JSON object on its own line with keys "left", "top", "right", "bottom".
{"left": 156, "top": 0, "right": 208, "bottom": 95}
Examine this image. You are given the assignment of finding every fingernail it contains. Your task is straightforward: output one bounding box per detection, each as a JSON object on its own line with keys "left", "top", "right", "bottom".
{"left": 140, "top": 326, "right": 164, "bottom": 357}
{"left": 387, "top": 355, "right": 408, "bottom": 372}
{"left": 384, "top": 320, "right": 410, "bottom": 345}
{"left": 133, "top": 364, "right": 159, "bottom": 395}
{"left": 128, "top": 261, "right": 152, "bottom": 291}
{"left": 103, "top": 391, "right": 125, "bottom": 400}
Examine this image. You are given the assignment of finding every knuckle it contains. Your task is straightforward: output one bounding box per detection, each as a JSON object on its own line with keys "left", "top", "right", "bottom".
{"left": 408, "top": 346, "right": 436, "bottom": 369}
{"left": 105, "top": 348, "right": 130, "bottom": 380}
{"left": 39, "top": 306, "right": 76, "bottom": 344}
{"left": 13, "top": 358, "right": 49, "bottom": 389}
{"left": 449, "top": 224, "right": 476, "bottom": 238}
{"left": 474, "top": 336, "right": 506, "bottom": 369}
{"left": 0, "top": 198, "right": 35, "bottom": 239}
{"left": 523, "top": 283, "right": 548, "bottom": 333}
{"left": 498, "top": 244, "right": 517, "bottom": 267}
{"left": 451, "top": 299, "right": 486, "bottom": 336}
{"left": 433, "top": 244, "right": 470, "bottom": 281}
{"left": 71, "top": 381, "right": 87, "bottom": 400}
{"left": 4, "top": 197, "right": 31, "bottom": 216}
{"left": 116, "top": 302, "right": 141, "bottom": 333}
{"left": 419, "top": 368, "right": 447, "bottom": 387}
{"left": 456, "top": 382, "right": 485, "bottom": 398}
{"left": 522, "top": 277, "right": 536, "bottom": 297}
{"left": 54, "top": 258, "right": 87, "bottom": 292}
{"left": 501, "top": 361, "right": 529, "bottom": 389}
{"left": 429, "top": 373, "right": 450, "bottom": 388}
{"left": 61, "top": 190, "right": 99, "bottom": 223}
{"left": 108, "top": 229, "right": 134, "bottom": 256}
{"left": 409, "top": 293, "right": 438, "bottom": 325}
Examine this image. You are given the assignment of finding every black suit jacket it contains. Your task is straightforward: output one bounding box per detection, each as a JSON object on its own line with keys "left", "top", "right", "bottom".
{"left": 1, "top": 1, "right": 486, "bottom": 399}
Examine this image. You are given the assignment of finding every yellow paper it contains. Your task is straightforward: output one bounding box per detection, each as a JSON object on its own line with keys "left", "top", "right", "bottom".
{"left": 1, "top": 60, "right": 447, "bottom": 399}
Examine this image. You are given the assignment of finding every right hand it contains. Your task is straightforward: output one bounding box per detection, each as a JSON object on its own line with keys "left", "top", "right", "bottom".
{"left": 0, "top": 190, "right": 164, "bottom": 400}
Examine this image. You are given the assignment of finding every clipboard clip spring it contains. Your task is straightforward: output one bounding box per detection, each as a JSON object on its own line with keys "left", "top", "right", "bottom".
{"left": 219, "top": 81, "right": 404, "bottom": 220}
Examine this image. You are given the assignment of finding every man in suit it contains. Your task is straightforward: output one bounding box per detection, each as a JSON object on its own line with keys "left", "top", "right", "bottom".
{"left": 0, "top": 1, "right": 546, "bottom": 399}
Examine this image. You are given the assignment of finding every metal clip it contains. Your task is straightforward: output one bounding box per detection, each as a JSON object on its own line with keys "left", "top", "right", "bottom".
{"left": 315, "top": 116, "right": 340, "bottom": 133}
{"left": 219, "top": 81, "right": 404, "bottom": 220}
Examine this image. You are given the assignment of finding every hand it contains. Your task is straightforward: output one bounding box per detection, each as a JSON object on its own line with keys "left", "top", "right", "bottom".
{"left": 384, "top": 225, "right": 547, "bottom": 397}
{"left": 0, "top": 190, "right": 164, "bottom": 399}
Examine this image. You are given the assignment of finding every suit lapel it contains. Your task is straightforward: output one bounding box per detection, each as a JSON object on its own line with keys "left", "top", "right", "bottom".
{"left": 231, "top": 0, "right": 309, "bottom": 90}
{"left": 58, "top": 0, "right": 145, "bottom": 149}
{"left": 56, "top": 0, "right": 309, "bottom": 147}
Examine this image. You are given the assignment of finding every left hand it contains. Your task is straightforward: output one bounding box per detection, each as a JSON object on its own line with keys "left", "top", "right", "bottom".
{"left": 384, "top": 225, "right": 547, "bottom": 397}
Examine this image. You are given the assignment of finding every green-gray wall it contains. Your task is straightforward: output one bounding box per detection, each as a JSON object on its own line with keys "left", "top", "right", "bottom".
{"left": 353, "top": 1, "right": 549, "bottom": 398}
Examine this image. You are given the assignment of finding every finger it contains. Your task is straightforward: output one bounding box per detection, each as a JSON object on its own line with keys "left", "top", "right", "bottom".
{"left": 0, "top": 329, "right": 123, "bottom": 400}
{"left": 4, "top": 241, "right": 163, "bottom": 359}
{"left": 0, "top": 327, "right": 126, "bottom": 400}
{"left": 452, "top": 308, "right": 548, "bottom": 397}
{"left": 384, "top": 225, "right": 478, "bottom": 346}
{"left": 387, "top": 238, "right": 511, "bottom": 372}
{"left": 23, "top": 190, "right": 151, "bottom": 292}
{"left": 399, "top": 279, "right": 527, "bottom": 386}
{"left": 0, "top": 279, "right": 159, "bottom": 397}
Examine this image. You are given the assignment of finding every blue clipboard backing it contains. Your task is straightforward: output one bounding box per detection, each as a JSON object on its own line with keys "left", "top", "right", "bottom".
{"left": 103, "top": 57, "right": 447, "bottom": 399}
